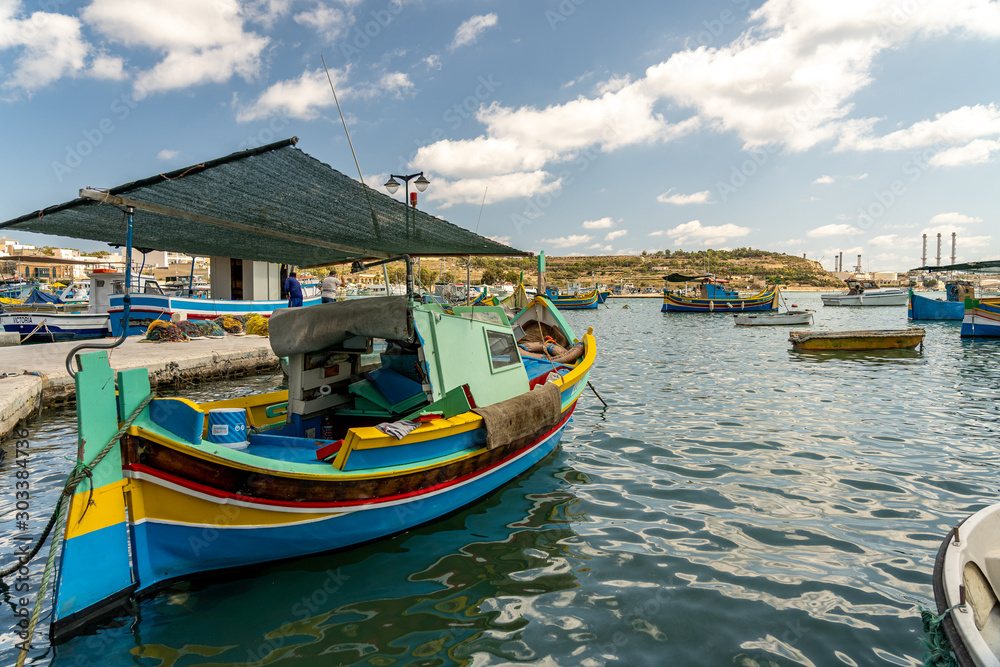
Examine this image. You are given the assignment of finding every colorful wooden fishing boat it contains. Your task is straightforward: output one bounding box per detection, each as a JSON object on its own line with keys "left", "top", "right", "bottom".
{"left": 961, "top": 297, "right": 1000, "bottom": 338}
{"left": 0, "top": 138, "right": 558, "bottom": 646}
{"left": 932, "top": 502, "right": 1000, "bottom": 667}
{"left": 908, "top": 282, "right": 973, "bottom": 321}
{"left": 544, "top": 286, "right": 600, "bottom": 309}
{"left": 51, "top": 286, "right": 595, "bottom": 640}
{"left": 788, "top": 328, "right": 925, "bottom": 351}
{"left": 821, "top": 278, "right": 907, "bottom": 306}
{"left": 661, "top": 274, "right": 779, "bottom": 313}
{"left": 734, "top": 309, "right": 814, "bottom": 326}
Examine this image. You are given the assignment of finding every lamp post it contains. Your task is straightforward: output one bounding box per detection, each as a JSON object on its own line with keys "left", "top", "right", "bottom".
{"left": 384, "top": 172, "right": 430, "bottom": 294}
{"left": 384, "top": 172, "right": 430, "bottom": 235}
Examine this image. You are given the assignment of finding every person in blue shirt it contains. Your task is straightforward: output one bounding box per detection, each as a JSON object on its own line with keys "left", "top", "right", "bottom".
{"left": 284, "top": 271, "right": 303, "bottom": 308}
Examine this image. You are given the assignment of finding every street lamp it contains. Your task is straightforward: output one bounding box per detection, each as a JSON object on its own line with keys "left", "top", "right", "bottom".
{"left": 384, "top": 172, "right": 430, "bottom": 233}
{"left": 385, "top": 171, "right": 430, "bottom": 293}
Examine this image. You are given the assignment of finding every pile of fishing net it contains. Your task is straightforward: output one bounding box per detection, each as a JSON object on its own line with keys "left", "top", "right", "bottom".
{"left": 145, "top": 319, "right": 189, "bottom": 342}
{"left": 214, "top": 315, "right": 244, "bottom": 334}
{"left": 244, "top": 314, "right": 269, "bottom": 336}
{"left": 194, "top": 319, "right": 225, "bottom": 337}
{"left": 176, "top": 321, "right": 203, "bottom": 338}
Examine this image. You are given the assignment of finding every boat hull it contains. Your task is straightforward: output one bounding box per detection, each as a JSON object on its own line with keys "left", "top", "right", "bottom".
{"left": 662, "top": 287, "right": 779, "bottom": 313}
{"left": 820, "top": 291, "right": 908, "bottom": 306}
{"left": 961, "top": 298, "right": 1000, "bottom": 338}
{"left": 108, "top": 294, "right": 322, "bottom": 335}
{"left": 545, "top": 290, "right": 599, "bottom": 309}
{"left": 734, "top": 310, "right": 813, "bottom": 326}
{"left": 932, "top": 503, "right": 1000, "bottom": 667}
{"left": 0, "top": 311, "right": 110, "bottom": 341}
{"left": 788, "top": 328, "right": 925, "bottom": 351}
{"left": 908, "top": 292, "right": 964, "bottom": 320}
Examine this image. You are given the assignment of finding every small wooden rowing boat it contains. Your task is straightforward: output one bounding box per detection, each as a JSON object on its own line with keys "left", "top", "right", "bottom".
{"left": 932, "top": 502, "right": 1000, "bottom": 666}
{"left": 734, "top": 309, "right": 814, "bottom": 326}
{"left": 788, "top": 328, "right": 925, "bottom": 351}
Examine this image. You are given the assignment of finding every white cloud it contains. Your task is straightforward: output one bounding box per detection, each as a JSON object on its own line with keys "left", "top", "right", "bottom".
{"left": 605, "top": 229, "right": 627, "bottom": 241}
{"left": 1, "top": 9, "right": 90, "bottom": 93}
{"left": 657, "top": 220, "right": 750, "bottom": 247}
{"left": 869, "top": 234, "right": 898, "bottom": 248}
{"left": 538, "top": 234, "right": 593, "bottom": 248}
{"left": 587, "top": 243, "right": 613, "bottom": 252}
{"left": 451, "top": 13, "right": 498, "bottom": 50}
{"left": 411, "top": 0, "right": 1000, "bottom": 202}
{"left": 657, "top": 189, "right": 711, "bottom": 205}
{"left": 929, "top": 212, "right": 983, "bottom": 224}
{"left": 156, "top": 149, "right": 179, "bottom": 160}
{"left": 486, "top": 235, "right": 511, "bottom": 246}
{"left": 237, "top": 68, "right": 340, "bottom": 122}
{"left": 808, "top": 223, "right": 858, "bottom": 237}
{"left": 930, "top": 139, "right": 1000, "bottom": 167}
{"left": 428, "top": 171, "right": 562, "bottom": 208}
{"left": 87, "top": 53, "right": 126, "bottom": 80}
{"left": 294, "top": 3, "right": 352, "bottom": 42}
{"left": 582, "top": 217, "right": 616, "bottom": 229}
{"left": 812, "top": 175, "right": 835, "bottom": 184}
{"left": 82, "top": 0, "right": 269, "bottom": 97}
{"left": 838, "top": 104, "right": 1000, "bottom": 157}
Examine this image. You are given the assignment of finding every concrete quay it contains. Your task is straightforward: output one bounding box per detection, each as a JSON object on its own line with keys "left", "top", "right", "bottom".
{"left": 0, "top": 335, "right": 278, "bottom": 442}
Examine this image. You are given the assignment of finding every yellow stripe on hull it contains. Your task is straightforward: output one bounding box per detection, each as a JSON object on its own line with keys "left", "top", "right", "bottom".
{"left": 64, "top": 478, "right": 129, "bottom": 540}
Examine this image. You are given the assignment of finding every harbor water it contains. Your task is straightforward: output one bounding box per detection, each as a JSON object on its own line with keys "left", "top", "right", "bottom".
{"left": 3, "top": 292, "right": 1000, "bottom": 666}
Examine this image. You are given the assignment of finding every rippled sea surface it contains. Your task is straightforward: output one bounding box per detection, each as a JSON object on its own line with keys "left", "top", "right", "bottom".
{"left": 4, "top": 292, "right": 1000, "bottom": 667}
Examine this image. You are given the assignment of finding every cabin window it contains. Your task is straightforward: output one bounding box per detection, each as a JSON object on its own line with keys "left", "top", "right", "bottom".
{"left": 485, "top": 329, "right": 519, "bottom": 372}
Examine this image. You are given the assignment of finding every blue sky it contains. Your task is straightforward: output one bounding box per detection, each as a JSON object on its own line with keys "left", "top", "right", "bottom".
{"left": 1, "top": 0, "right": 999, "bottom": 271}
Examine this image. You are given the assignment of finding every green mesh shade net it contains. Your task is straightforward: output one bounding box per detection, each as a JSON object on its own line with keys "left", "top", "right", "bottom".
{"left": 0, "top": 138, "right": 525, "bottom": 265}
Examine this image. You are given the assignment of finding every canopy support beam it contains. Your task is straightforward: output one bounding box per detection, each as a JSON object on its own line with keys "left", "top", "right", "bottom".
{"left": 78, "top": 189, "right": 390, "bottom": 260}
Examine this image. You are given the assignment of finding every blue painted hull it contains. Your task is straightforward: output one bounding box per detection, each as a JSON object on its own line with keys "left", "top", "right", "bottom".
{"left": 128, "top": 418, "right": 569, "bottom": 592}
{"left": 908, "top": 292, "right": 963, "bottom": 320}
{"left": 108, "top": 294, "right": 323, "bottom": 335}
{"left": 962, "top": 300, "right": 1000, "bottom": 337}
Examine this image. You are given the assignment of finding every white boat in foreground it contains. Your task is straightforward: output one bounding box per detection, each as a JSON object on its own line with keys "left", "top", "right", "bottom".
{"left": 933, "top": 502, "right": 1000, "bottom": 666}
{"left": 734, "top": 309, "right": 814, "bottom": 326}
{"left": 821, "top": 278, "right": 907, "bottom": 306}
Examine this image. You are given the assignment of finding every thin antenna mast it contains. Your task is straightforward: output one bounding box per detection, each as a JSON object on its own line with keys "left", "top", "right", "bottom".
{"left": 475, "top": 187, "right": 488, "bottom": 234}
{"left": 321, "top": 55, "right": 381, "bottom": 237}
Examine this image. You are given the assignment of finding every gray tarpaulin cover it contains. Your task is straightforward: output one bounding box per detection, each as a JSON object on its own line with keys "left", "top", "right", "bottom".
{"left": 269, "top": 296, "right": 411, "bottom": 357}
{"left": 472, "top": 381, "right": 562, "bottom": 450}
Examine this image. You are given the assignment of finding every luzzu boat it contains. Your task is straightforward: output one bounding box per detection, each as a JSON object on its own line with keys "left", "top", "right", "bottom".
{"left": 0, "top": 137, "right": 593, "bottom": 645}
{"left": 52, "top": 279, "right": 595, "bottom": 640}
{"left": 961, "top": 297, "right": 1000, "bottom": 338}
{"left": 661, "top": 273, "right": 779, "bottom": 313}
{"left": 544, "top": 286, "right": 600, "bottom": 309}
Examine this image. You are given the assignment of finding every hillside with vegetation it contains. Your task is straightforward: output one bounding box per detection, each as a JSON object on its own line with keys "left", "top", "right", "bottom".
{"left": 382, "top": 248, "right": 843, "bottom": 290}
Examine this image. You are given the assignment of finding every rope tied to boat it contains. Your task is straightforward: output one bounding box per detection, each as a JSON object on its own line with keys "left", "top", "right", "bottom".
{"left": 0, "top": 391, "right": 155, "bottom": 664}
{"left": 919, "top": 604, "right": 960, "bottom": 667}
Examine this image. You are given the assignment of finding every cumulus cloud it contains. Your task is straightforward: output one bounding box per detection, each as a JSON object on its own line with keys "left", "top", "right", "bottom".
{"left": 538, "top": 234, "right": 593, "bottom": 248}
{"left": 650, "top": 220, "right": 750, "bottom": 246}
{"left": 294, "top": 3, "right": 352, "bottom": 42}
{"left": 82, "top": 0, "right": 269, "bottom": 97}
{"left": 868, "top": 234, "right": 898, "bottom": 248}
{"left": 583, "top": 217, "right": 616, "bottom": 229}
{"left": 237, "top": 67, "right": 342, "bottom": 122}
{"left": 808, "top": 223, "right": 858, "bottom": 237}
{"left": 1, "top": 9, "right": 90, "bottom": 93}
{"left": 657, "top": 189, "right": 711, "bottom": 205}
{"left": 605, "top": 230, "right": 627, "bottom": 241}
{"left": 451, "top": 13, "right": 498, "bottom": 50}
{"left": 813, "top": 175, "right": 835, "bottom": 184}
{"left": 408, "top": 0, "right": 1000, "bottom": 203}
{"left": 156, "top": 149, "right": 179, "bottom": 160}
{"left": 929, "top": 212, "right": 983, "bottom": 224}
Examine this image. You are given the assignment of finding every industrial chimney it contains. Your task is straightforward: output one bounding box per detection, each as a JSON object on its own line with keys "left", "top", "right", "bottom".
{"left": 856, "top": 254, "right": 862, "bottom": 273}
{"left": 951, "top": 232, "right": 956, "bottom": 265}
{"left": 839, "top": 251, "right": 843, "bottom": 273}
{"left": 922, "top": 234, "right": 927, "bottom": 267}
{"left": 936, "top": 233, "right": 942, "bottom": 266}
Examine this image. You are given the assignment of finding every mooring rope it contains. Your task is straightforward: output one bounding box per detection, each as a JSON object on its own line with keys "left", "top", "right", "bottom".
{"left": 920, "top": 604, "right": 960, "bottom": 667}
{"left": 1, "top": 391, "right": 155, "bottom": 664}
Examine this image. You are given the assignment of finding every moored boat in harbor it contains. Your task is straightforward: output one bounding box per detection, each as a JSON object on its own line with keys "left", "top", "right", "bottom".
{"left": 821, "top": 278, "right": 907, "bottom": 306}
{"left": 908, "top": 281, "right": 974, "bottom": 321}
{"left": 788, "top": 328, "right": 925, "bottom": 351}
{"left": 661, "top": 273, "right": 779, "bottom": 313}
{"left": 961, "top": 297, "right": 1000, "bottom": 338}
{"left": 734, "top": 309, "right": 814, "bottom": 326}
